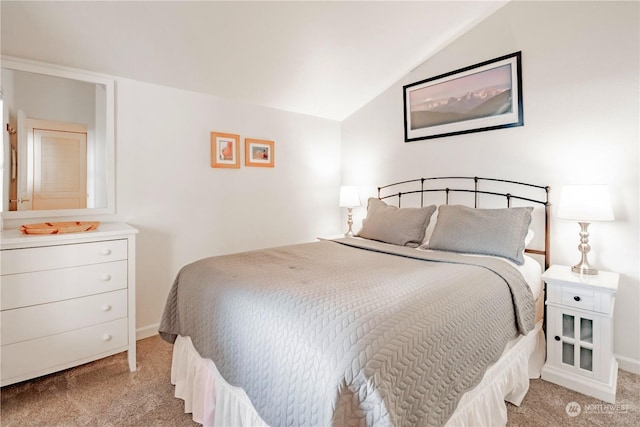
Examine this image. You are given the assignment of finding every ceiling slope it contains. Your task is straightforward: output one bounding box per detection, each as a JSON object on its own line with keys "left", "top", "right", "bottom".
{"left": 1, "top": 1, "right": 508, "bottom": 121}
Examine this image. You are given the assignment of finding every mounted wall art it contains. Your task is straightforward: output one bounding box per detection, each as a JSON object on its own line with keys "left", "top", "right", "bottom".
{"left": 404, "top": 51, "right": 523, "bottom": 142}
{"left": 245, "top": 138, "right": 274, "bottom": 168}
{"left": 211, "top": 131, "right": 240, "bottom": 168}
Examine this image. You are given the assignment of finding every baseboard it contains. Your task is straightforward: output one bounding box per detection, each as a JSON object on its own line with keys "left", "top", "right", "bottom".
{"left": 136, "top": 323, "right": 160, "bottom": 341}
{"left": 616, "top": 354, "right": 640, "bottom": 374}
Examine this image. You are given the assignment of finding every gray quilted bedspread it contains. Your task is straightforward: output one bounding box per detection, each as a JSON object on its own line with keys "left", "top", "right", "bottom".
{"left": 159, "top": 238, "right": 535, "bottom": 427}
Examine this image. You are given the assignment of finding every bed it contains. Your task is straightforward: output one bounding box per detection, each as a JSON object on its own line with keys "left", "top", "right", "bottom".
{"left": 159, "top": 176, "right": 550, "bottom": 427}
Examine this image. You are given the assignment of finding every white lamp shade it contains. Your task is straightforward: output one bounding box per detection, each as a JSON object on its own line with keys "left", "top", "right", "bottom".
{"left": 557, "top": 184, "right": 614, "bottom": 221}
{"left": 339, "top": 186, "right": 361, "bottom": 208}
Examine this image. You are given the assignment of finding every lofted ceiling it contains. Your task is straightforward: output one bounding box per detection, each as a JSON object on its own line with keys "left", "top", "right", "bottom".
{"left": 1, "top": 1, "right": 509, "bottom": 121}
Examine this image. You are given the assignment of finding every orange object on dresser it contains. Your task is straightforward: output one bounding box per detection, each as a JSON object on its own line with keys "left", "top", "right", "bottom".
{"left": 19, "top": 221, "right": 100, "bottom": 235}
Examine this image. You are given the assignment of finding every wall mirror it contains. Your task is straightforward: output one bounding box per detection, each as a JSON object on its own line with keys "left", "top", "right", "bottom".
{"left": 1, "top": 56, "right": 115, "bottom": 220}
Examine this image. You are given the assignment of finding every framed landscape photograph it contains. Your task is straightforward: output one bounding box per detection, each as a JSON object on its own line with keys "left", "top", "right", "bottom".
{"left": 404, "top": 51, "right": 523, "bottom": 142}
{"left": 245, "top": 138, "right": 274, "bottom": 168}
{"left": 211, "top": 132, "right": 240, "bottom": 168}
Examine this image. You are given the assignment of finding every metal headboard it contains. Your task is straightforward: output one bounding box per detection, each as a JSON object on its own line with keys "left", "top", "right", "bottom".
{"left": 377, "top": 176, "right": 551, "bottom": 269}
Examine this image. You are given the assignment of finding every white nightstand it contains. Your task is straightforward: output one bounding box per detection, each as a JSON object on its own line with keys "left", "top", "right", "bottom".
{"left": 541, "top": 264, "right": 619, "bottom": 403}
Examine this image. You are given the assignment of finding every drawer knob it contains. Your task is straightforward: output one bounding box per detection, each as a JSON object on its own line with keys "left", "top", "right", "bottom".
{"left": 102, "top": 334, "right": 112, "bottom": 342}
{"left": 555, "top": 336, "right": 561, "bottom": 341}
{"left": 573, "top": 296, "right": 581, "bottom": 302}
{"left": 100, "top": 248, "right": 112, "bottom": 256}
{"left": 101, "top": 304, "right": 112, "bottom": 312}
{"left": 101, "top": 274, "right": 112, "bottom": 281}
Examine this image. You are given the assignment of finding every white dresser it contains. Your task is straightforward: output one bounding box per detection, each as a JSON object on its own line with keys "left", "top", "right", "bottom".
{"left": 0, "top": 223, "right": 138, "bottom": 386}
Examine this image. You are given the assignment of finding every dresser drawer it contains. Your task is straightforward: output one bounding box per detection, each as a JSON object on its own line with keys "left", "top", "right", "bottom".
{"left": 1, "top": 260, "right": 127, "bottom": 310}
{"left": 1, "top": 239, "right": 127, "bottom": 275}
{"left": 1, "top": 317, "right": 128, "bottom": 385}
{"left": 1, "top": 290, "right": 127, "bottom": 345}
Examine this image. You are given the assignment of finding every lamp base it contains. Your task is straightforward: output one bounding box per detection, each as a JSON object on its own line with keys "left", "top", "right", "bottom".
{"left": 571, "top": 264, "right": 598, "bottom": 275}
{"left": 344, "top": 207, "right": 355, "bottom": 237}
{"left": 571, "top": 221, "right": 598, "bottom": 275}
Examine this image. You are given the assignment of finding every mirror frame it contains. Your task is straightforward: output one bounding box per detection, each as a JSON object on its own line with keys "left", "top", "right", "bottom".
{"left": 1, "top": 56, "right": 115, "bottom": 219}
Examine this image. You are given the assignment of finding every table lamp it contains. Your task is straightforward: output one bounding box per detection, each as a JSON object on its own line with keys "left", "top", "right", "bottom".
{"left": 557, "top": 184, "right": 614, "bottom": 275}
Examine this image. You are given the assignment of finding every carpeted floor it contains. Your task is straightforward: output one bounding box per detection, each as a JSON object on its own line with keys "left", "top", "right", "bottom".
{"left": 1, "top": 334, "right": 638, "bottom": 426}
{"left": 0, "top": 335, "right": 198, "bottom": 427}
{"left": 507, "top": 365, "right": 640, "bottom": 426}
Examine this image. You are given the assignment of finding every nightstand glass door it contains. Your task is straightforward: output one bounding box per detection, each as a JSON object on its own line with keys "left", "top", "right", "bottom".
{"left": 557, "top": 310, "right": 596, "bottom": 376}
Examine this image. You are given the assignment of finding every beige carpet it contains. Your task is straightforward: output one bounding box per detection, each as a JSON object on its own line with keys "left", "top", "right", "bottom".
{"left": 1, "top": 335, "right": 197, "bottom": 427}
{"left": 1, "top": 335, "right": 638, "bottom": 426}
{"left": 507, "top": 365, "right": 640, "bottom": 426}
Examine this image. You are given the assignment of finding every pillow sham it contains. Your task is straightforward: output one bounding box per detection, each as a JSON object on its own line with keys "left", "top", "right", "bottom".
{"left": 425, "top": 204, "right": 533, "bottom": 265}
{"left": 356, "top": 198, "right": 437, "bottom": 248}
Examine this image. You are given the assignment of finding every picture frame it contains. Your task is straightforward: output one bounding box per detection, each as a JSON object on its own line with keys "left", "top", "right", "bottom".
{"left": 245, "top": 138, "right": 274, "bottom": 168}
{"left": 403, "top": 51, "right": 523, "bottom": 142}
{"left": 211, "top": 132, "right": 240, "bottom": 168}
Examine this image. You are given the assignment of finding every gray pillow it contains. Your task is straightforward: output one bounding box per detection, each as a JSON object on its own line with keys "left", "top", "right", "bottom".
{"left": 426, "top": 205, "right": 533, "bottom": 265}
{"left": 357, "top": 198, "right": 436, "bottom": 247}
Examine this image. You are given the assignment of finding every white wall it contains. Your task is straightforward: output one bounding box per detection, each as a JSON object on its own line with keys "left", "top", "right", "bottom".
{"left": 1, "top": 73, "right": 342, "bottom": 339}
{"left": 11, "top": 70, "right": 96, "bottom": 126}
{"left": 100, "top": 79, "right": 341, "bottom": 337}
{"left": 341, "top": 1, "right": 640, "bottom": 372}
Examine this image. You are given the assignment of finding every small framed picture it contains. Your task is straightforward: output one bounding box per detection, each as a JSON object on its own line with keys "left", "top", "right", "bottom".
{"left": 245, "top": 138, "right": 274, "bottom": 168}
{"left": 211, "top": 132, "right": 240, "bottom": 168}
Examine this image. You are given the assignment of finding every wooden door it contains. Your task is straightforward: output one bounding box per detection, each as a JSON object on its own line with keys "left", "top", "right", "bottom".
{"left": 32, "top": 127, "right": 87, "bottom": 210}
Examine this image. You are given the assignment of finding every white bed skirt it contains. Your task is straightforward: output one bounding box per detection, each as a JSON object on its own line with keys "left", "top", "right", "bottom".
{"left": 171, "top": 320, "right": 545, "bottom": 427}
{"left": 444, "top": 320, "right": 545, "bottom": 426}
